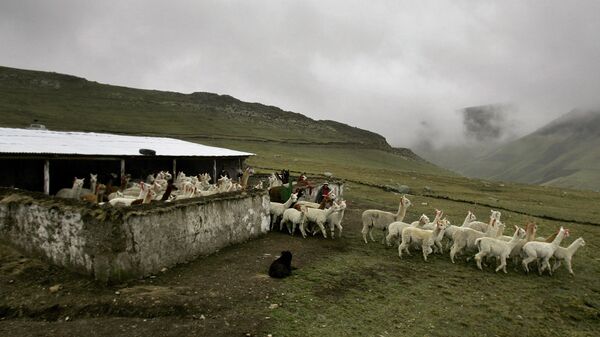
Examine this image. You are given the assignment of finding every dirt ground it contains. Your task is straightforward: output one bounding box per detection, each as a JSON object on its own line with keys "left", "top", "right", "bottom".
{"left": 2, "top": 197, "right": 599, "bottom": 337}
{"left": 0, "top": 209, "right": 355, "bottom": 337}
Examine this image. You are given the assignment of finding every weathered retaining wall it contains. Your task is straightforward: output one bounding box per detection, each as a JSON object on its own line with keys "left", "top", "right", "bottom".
{"left": 0, "top": 188, "right": 270, "bottom": 282}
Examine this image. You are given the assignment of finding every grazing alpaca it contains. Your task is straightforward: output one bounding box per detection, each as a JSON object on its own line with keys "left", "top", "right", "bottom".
{"left": 269, "top": 251, "right": 294, "bottom": 278}
{"left": 361, "top": 195, "right": 411, "bottom": 244}
{"left": 56, "top": 177, "right": 85, "bottom": 199}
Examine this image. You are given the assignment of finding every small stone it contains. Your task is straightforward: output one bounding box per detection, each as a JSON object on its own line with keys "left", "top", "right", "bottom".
{"left": 517, "top": 315, "right": 523, "bottom": 319}
{"left": 421, "top": 202, "right": 428, "bottom": 206}
{"left": 65, "top": 316, "right": 70, "bottom": 321}
{"left": 269, "top": 303, "right": 279, "bottom": 309}
{"left": 200, "top": 314, "right": 205, "bottom": 320}
{"left": 8, "top": 279, "right": 14, "bottom": 284}
{"left": 49, "top": 284, "right": 62, "bottom": 293}
{"left": 115, "top": 291, "right": 121, "bottom": 295}
{"left": 160, "top": 267, "right": 167, "bottom": 273}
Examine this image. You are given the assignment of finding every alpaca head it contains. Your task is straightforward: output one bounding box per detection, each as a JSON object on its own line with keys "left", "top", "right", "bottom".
{"left": 401, "top": 195, "right": 412, "bottom": 208}
{"left": 419, "top": 214, "right": 430, "bottom": 225}
{"left": 73, "top": 177, "right": 85, "bottom": 188}
{"left": 467, "top": 210, "right": 477, "bottom": 222}
{"left": 513, "top": 225, "right": 526, "bottom": 239}
{"left": 90, "top": 174, "right": 97, "bottom": 183}
{"left": 575, "top": 237, "right": 586, "bottom": 247}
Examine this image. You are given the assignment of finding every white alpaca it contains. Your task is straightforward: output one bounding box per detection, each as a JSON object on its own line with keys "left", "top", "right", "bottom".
{"left": 301, "top": 204, "right": 341, "bottom": 239}
{"left": 325, "top": 200, "right": 347, "bottom": 239}
{"left": 474, "top": 226, "right": 526, "bottom": 273}
{"left": 55, "top": 177, "right": 85, "bottom": 199}
{"left": 361, "top": 195, "right": 411, "bottom": 244}
{"left": 398, "top": 220, "right": 448, "bottom": 261}
{"left": 449, "top": 218, "right": 500, "bottom": 263}
{"left": 280, "top": 206, "right": 309, "bottom": 235}
{"left": 465, "top": 210, "right": 501, "bottom": 232}
{"left": 522, "top": 227, "right": 570, "bottom": 275}
{"left": 270, "top": 193, "right": 298, "bottom": 230}
{"left": 79, "top": 173, "right": 98, "bottom": 197}
{"left": 385, "top": 214, "right": 430, "bottom": 246}
{"left": 552, "top": 237, "right": 585, "bottom": 275}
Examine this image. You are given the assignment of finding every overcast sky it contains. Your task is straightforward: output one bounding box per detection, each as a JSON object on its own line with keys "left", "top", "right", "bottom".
{"left": 2, "top": 0, "right": 599, "bottom": 148}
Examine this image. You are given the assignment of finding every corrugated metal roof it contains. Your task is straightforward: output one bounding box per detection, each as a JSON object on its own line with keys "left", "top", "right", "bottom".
{"left": 0, "top": 127, "right": 253, "bottom": 157}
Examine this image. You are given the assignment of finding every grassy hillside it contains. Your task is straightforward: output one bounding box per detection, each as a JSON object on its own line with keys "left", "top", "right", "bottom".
{"left": 0, "top": 66, "right": 391, "bottom": 147}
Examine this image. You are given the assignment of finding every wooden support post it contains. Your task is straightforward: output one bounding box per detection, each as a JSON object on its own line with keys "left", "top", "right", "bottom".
{"left": 213, "top": 159, "right": 217, "bottom": 183}
{"left": 172, "top": 159, "right": 177, "bottom": 177}
{"left": 120, "top": 159, "right": 126, "bottom": 179}
{"left": 44, "top": 160, "right": 50, "bottom": 195}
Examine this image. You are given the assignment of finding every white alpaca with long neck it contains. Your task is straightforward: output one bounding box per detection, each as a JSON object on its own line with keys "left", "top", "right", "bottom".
{"left": 399, "top": 219, "right": 448, "bottom": 261}
{"left": 465, "top": 210, "right": 501, "bottom": 232}
{"left": 361, "top": 195, "right": 411, "bottom": 244}
{"left": 301, "top": 204, "right": 341, "bottom": 239}
{"left": 326, "top": 200, "right": 347, "bottom": 239}
{"left": 552, "top": 237, "right": 585, "bottom": 275}
{"left": 521, "top": 227, "right": 570, "bottom": 275}
{"left": 385, "top": 213, "right": 430, "bottom": 247}
{"left": 55, "top": 177, "right": 85, "bottom": 199}
{"left": 474, "top": 225, "right": 526, "bottom": 273}
{"left": 269, "top": 193, "right": 298, "bottom": 230}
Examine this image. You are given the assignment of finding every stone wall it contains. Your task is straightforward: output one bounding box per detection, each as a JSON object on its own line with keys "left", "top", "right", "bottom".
{"left": 0, "top": 188, "right": 270, "bottom": 282}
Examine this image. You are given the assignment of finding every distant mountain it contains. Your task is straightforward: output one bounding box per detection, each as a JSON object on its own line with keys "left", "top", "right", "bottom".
{"left": 459, "top": 109, "right": 600, "bottom": 191}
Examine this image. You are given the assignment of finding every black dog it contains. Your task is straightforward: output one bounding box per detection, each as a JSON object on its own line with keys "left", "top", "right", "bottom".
{"left": 269, "top": 251, "right": 293, "bottom": 278}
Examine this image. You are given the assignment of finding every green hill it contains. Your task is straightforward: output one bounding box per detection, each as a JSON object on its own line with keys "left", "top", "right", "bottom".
{"left": 460, "top": 109, "right": 600, "bottom": 191}
{"left": 0, "top": 65, "right": 445, "bottom": 176}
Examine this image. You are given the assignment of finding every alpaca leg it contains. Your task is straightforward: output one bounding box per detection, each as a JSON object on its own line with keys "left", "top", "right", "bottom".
{"left": 435, "top": 241, "right": 443, "bottom": 254}
{"left": 422, "top": 245, "right": 433, "bottom": 261}
{"left": 385, "top": 233, "right": 394, "bottom": 247}
{"left": 318, "top": 222, "right": 327, "bottom": 239}
{"left": 299, "top": 221, "right": 308, "bottom": 239}
{"left": 361, "top": 225, "right": 369, "bottom": 244}
{"left": 496, "top": 256, "right": 507, "bottom": 273}
{"left": 565, "top": 258, "right": 574, "bottom": 275}
{"left": 450, "top": 244, "right": 458, "bottom": 264}
{"left": 398, "top": 242, "right": 405, "bottom": 258}
{"left": 474, "top": 251, "right": 485, "bottom": 270}
{"left": 329, "top": 223, "right": 335, "bottom": 239}
{"left": 369, "top": 227, "right": 376, "bottom": 242}
{"left": 522, "top": 256, "right": 535, "bottom": 273}
{"left": 552, "top": 260, "right": 562, "bottom": 272}
{"left": 544, "top": 258, "right": 553, "bottom": 276}
{"left": 380, "top": 229, "right": 387, "bottom": 245}
{"left": 336, "top": 224, "right": 343, "bottom": 238}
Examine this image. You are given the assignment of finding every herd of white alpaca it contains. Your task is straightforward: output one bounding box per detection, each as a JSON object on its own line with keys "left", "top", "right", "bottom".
{"left": 55, "top": 168, "right": 258, "bottom": 206}
{"left": 362, "top": 196, "right": 585, "bottom": 276}
{"left": 54, "top": 171, "right": 585, "bottom": 276}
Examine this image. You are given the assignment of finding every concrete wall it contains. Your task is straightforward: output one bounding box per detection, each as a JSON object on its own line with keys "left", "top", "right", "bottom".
{"left": 0, "top": 188, "right": 270, "bottom": 282}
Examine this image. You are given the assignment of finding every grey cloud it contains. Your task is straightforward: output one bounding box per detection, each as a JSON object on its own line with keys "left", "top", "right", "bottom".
{"left": 1, "top": 0, "right": 599, "bottom": 149}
